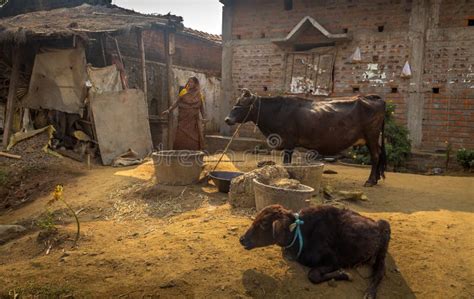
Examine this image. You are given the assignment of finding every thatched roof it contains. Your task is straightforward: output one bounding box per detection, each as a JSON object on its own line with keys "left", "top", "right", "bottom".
{"left": 0, "top": 4, "right": 184, "bottom": 43}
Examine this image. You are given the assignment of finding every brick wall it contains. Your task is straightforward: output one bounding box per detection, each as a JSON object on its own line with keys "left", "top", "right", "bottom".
{"left": 438, "top": 0, "right": 474, "bottom": 28}
{"left": 225, "top": 0, "right": 474, "bottom": 150}
{"left": 112, "top": 29, "right": 221, "bottom": 75}
{"left": 173, "top": 33, "right": 222, "bottom": 75}
{"left": 232, "top": 0, "right": 411, "bottom": 39}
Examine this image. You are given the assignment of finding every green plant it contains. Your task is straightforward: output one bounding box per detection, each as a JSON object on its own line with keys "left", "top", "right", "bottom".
{"left": 348, "top": 146, "right": 371, "bottom": 165}
{"left": 349, "top": 101, "right": 411, "bottom": 170}
{"left": 36, "top": 210, "right": 56, "bottom": 232}
{"left": 456, "top": 148, "right": 474, "bottom": 170}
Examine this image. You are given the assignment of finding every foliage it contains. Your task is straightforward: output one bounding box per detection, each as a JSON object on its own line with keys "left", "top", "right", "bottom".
{"left": 0, "top": 169, "right": 8, "bottom": 186}
{"left": 456, "top": 148, "right": 474, "bottom": 170}
{"left": 349, "top": 145, "right": 371, "bottom": 165}
{"left": 0, "top": 0, "right": 7, "bottom": 6}
{"left": 8, "top": 283, "right": 73, "bottom": 298}
{"left": 36, "top": 210, "right": 56, "bottom": 232}
{"left": 349, "top": 101, "right": 412, "bottom": 170}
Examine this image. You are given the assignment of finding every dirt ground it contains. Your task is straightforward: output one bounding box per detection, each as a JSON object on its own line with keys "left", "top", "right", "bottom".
{"left": 0, "top": 153, "right": 473, "bottom": 298}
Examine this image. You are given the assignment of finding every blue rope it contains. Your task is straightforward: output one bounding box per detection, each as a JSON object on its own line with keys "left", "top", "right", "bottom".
{"left": 285, "top": 213, "right": 304, "bottom": 259}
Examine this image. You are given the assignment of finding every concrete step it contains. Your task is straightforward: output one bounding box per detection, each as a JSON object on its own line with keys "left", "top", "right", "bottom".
{"left": 205, "top": 135, "right": 267, "bottom": 154}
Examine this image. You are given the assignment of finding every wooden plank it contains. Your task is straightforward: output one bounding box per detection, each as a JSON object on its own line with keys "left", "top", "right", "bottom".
{"left": 137, "top": 29, "right": 148, "bottom": 102}
{"left": 2, "top": 46, "right": 21, "bottom": 150}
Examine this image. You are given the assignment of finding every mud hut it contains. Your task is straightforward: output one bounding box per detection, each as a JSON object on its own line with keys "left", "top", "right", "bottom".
{"left": 0, "top": 2, "right": 222, "bottom": 164}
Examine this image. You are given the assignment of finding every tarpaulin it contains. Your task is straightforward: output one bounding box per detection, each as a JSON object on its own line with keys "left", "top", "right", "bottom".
{"left": 90, "top": 89, "right": 153, "bottom": 165}
{"left": 87, "top": 65, "right": 122, "bottom": 94}
{"left": 22, "top": 48, "right": 87, "bottom": 114}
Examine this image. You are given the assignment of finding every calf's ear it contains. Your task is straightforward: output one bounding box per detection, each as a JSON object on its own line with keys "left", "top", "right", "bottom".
{"left": 272, "top": 219, "right": 290, "bottom": 246}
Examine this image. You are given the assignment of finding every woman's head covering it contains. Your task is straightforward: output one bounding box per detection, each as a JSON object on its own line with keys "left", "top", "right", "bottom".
{"left": 178, "top": 76, "right": 204, "bottom": 105}
{"left": 187, "top": 76, "right": 200, "bottom": 91}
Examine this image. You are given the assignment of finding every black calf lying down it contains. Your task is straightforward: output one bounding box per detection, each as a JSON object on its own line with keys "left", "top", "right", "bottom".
{"left": 240, "top": 205, "right": 391, "bottom": 299}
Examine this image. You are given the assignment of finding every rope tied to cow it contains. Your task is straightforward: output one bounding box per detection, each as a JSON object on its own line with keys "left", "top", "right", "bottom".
{"left": 285, "top": 213, "right": 305, "bottom": 259}
{"left": 211, "top": 98, "right": 256, "bottom": 172}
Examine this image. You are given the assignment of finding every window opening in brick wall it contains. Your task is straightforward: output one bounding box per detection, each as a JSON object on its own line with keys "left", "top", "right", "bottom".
{"left": 286, "top": 48, "right": 335, "bottom": 96}
{"left": 468, "top": 19, "right": 474, "bottom": 26}
{"left": 352, "top": 87, "right": 360, "bottom": 93}
{"left": 373, "top": 55, "right": 379, "bottom": 62}
{"left": 284, "top": 0, "right": 293, "bottom": 11}
{"left": 263, "top": 86, "right": 268, "bottom": 92}
{"left": 343, "top": 28, "right": 348, "bottom": 33}
{"left": 236, "top": 34, "right": 241, "bottom": 40}
{"left": 391, "top": 87, "right": 398, "bottom": 93}
{"left": 261, "top": 32, "right": 266, "bottom": 38}
{"left": 378, "top": 25, "right": 384, "bottom": 32}
{"left": 432, "top": 87, "right": 440, "bottom": 94}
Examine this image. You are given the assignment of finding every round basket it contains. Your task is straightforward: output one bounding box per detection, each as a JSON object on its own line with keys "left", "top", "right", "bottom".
{"left": 152, "top": 150, "right": 205, "bottom": 185}
{"left": 253, "top": 178, "right": 314, "bottom": 212}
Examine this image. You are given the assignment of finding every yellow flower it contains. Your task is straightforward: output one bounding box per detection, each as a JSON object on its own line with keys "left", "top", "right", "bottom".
{"left": 48, "top": 184, "right": 63, "bottom": 205}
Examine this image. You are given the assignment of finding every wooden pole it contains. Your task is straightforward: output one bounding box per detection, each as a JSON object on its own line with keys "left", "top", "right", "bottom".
{"left": 2, "top": 46, "right": 20, "bottom": 150}
{"left": 111, "top": 36, "right": 128, "bottom": 89}
{"left": 113, "top": 37, "right": 124, "bottom": 67}
{"left": 100, "top": 35, "right": 107, "bottom": 66}
{"left": 164, "top": 29, "right": 175, "bottom": 150}
{"left": 137, "top": 29, "right": 147, "bottom": 102}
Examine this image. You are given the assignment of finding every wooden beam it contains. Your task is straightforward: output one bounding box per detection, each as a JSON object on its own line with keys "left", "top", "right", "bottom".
{"left": 137, "top": 29, "right": 147, "bottom": 102}
{"left": 2, "top": 46, "right": 21, "bottom": 150}
{"left": 164, "top": 29, "right": 175, "bottom": 150}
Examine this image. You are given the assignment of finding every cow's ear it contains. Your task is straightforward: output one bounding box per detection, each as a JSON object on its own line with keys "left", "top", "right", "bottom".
{"left": 272, "top": 218, "right": 290, "bottom": 246}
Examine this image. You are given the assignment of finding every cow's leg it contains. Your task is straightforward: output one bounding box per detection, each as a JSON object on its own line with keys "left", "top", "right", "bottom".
{"left": 364, "top": 140, "right": 381, "bottom": 187}
{"left": 283, "top": 149, "right": 293, "bottom": 164}
{"left": 308, "top": 266, "right": 352, "bottom": 284}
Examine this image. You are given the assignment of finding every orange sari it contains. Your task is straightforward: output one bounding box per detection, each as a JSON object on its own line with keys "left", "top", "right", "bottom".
{"left": 173, "top": 88, "right": 205, "bottom": 150}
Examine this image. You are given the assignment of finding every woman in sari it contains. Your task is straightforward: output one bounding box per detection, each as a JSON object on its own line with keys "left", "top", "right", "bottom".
{"left": 162, "top": 77, "right": 206, "bottom": 150}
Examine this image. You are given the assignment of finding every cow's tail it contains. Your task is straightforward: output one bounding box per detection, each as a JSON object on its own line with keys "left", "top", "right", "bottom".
{"left": 378, "top": 114, "right": 387, "bottom": 180}
{"left": 366, "top": 219, "right": 391, "bottom": 299}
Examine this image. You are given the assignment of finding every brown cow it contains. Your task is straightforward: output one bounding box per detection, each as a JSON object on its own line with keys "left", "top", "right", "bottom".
{"left": 240, "top": 205, "right": 391, "bottom": 299}
{"left": 225, "top": 90, "right": 387, "bottom": 186}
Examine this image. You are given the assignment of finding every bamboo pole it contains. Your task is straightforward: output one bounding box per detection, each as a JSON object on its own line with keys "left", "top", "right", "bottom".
{"left": 164, "top": 29, "right": 175, "bottom": 149}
